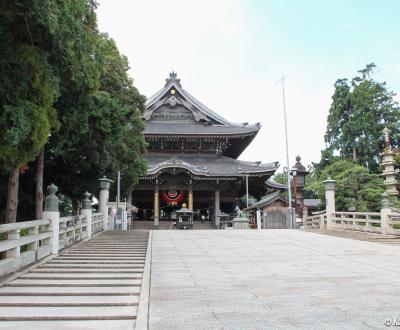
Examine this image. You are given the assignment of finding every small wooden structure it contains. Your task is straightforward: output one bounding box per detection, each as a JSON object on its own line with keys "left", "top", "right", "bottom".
{"left": 244, "top": 191, "right": 289, "bottom": 229}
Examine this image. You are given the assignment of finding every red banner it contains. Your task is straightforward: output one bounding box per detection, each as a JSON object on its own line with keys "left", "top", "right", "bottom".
{"left": 161, "top": 190, "right": 185, "bottom": 205}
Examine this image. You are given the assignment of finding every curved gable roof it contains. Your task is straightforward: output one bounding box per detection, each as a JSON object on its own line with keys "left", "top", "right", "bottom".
{"left": 145, "top": 72, "right": 260, "bottom": 132}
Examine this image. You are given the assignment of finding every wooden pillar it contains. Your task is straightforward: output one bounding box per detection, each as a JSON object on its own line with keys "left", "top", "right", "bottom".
{"left": 188, "top": 180, "right": 193, "bottom": 211}
{"left": 215, "top": 190, "right": 220, "bottom": 228}
{"left": 154, "top": 180, "right": 159, "bottom": 229}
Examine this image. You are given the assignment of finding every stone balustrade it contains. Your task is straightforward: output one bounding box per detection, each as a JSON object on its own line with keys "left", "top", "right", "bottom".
{"left": 304, "top": 213, "right": 326, "bottom": 229}
{"left": 0, "top": 182, "right": 112, "bottom": 279}
{"left": 0, "top": 212, "right": 105, "bottom": 278}
{"left": 92, "top": 213, "right": 104, "bottom": 234}
{"left": 305, "top": 210, "right": 400, "bottom": 236}
{"left": 59, "top": 215, "right": 88, "bottom": 249}
{"left": 331, "top": 212, "right": 381, "bottom": 233}
{"left": 386, "top": 213, "right": 400, "bottom": 235}
{"left": 0, "top": 219, "right": 52, "bottom": 278}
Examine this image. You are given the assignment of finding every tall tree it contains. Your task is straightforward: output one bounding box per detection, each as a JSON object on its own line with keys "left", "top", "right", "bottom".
{"left": 0, "top": 0, "right": 100, "bottom": 222}
{"left": 45, "top": 33, "right": 147, "bottom": 207}
{"left": 324, "top": 63, "right": 400, "bottom": 173}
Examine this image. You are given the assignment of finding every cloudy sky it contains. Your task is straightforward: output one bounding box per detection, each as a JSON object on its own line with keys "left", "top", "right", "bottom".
{"left": 96, "top": 0, "right": 400, "bottom": 171}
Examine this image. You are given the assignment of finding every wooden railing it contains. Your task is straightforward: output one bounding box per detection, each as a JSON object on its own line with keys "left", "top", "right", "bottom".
{"left": 0, "top": 219, "right": 52, "bottom": 278}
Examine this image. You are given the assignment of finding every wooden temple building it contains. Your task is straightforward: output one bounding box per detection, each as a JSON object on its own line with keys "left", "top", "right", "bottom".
{"left": 132, "top": 72, "right": 285, "bottom": 228}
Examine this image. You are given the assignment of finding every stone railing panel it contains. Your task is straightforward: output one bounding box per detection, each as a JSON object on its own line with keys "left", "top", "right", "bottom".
{"left": 92, "top": 213, "right": 104, "bottom": 235}
{"left": 331, "top": 212, "right": 381, "bottom": 233}
{"left": 0, "top": 219, "right": 52, "bottom": 278}
{"left": 386, "top": 213, "right": 400, "bottom": 235}
{"left": 305, "top": 213, "right": 326, "bottom": 229}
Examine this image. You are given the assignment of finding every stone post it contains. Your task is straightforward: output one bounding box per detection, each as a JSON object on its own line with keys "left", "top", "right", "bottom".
{"left": 302, "top": 206, "right": 308, "bottom": 228}
{"left": 154, "top": 180, "right": 159, "bottom": 229}
{"left": 323, "top": 177, "right": 336, "bottom": 230}
{"left": 380, "top": 192, "right": 391, "bottom": 235}
{"left": 319, "top": 213, "right": 326, "bottom": 230}
{"left": 81, "top": 192, "right": 92, "bottom": 239}
{"left": 215, "top": 190, "right": 220, "bottom": 228}
{"left": 98, "top": 176, "right": 112, "bottom": 231}
{"left": 42, "top": 183, "right": 60, "bottom": 255}
{"left": 256, "top": 209, "right": 261, "bottom": 230}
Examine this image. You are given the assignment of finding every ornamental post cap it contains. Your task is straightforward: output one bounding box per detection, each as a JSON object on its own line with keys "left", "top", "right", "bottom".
{"left": 44, "top": 183, "right": 59, "bottom": 212}
{"left": 82, "top": 191, "right": 91, "bottom": 210}
{"left": 98, "top": 176, "right": 113, "bottom": 190}
{"left": 323, "top": 177, "right": 336, "bottom": 190}
{"left": 47, "top": 183, "right": 58, "bottom": 195}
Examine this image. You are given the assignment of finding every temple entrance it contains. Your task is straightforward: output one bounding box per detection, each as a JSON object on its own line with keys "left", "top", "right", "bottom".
{"left": 132, "top": 188, "right": 238, "bottom": 229}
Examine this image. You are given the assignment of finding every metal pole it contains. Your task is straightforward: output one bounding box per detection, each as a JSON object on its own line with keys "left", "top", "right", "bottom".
{"left": 246, "top": 174, "right": 249, "bottom": 208}
{"left": 117, "top": 170, "right": 120, "bottom": 210}
{"left": 276, "top": 75, "right": 292, "bottom": 229}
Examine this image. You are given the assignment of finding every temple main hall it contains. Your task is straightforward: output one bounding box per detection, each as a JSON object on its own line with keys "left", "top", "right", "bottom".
{"left": 132, "top": 72, "right": 284, "bottom": 228}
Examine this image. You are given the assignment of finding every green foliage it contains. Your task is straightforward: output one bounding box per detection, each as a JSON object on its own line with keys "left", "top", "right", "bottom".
{"left": 305, "top": 160, "right": 384, "bottom": 212}
{"left": 0, "top": 1, "right": 147, "bottom": 219}
{"left": 324, "top": 63, "right": 400, "bottom": 173}
{"left": 45, "top": 32, "right": 147, "bottom": 202}
{"left": 0, "top": 44, "right": 59, "bottom": 171}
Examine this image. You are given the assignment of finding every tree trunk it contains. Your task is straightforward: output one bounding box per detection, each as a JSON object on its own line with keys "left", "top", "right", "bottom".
{"left": 5, "top": 168, "right": 19, "bottom": 223}
{"left": 352, "top": 147, "right": 357, "bottom": 161}
{"left": 35, "top": 148, "right": 44, "bottom": 219}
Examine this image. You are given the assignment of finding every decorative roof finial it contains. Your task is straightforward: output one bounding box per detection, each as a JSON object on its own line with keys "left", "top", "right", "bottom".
{"left": 165, "top": 71, "right": 181, "bottom": 87}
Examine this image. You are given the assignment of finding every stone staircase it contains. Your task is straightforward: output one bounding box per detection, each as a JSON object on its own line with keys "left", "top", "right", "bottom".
{"left": 0, "top": 230, "right": 149, "bottom": 329}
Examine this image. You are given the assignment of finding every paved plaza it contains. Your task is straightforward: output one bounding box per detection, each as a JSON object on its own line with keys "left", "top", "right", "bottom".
{"left": 149, "top": 229, "right": 400, "bottom": 330}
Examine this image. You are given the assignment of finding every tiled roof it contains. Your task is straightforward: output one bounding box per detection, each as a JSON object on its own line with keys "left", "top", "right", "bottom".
{"left": 144, "top": 153, "right": 278, "bottom": 177}
{"left": 144, "top": 122, "right": 259, "bottom": 136}
{"left": 243, "top": 191, "right": 287, "bottom": 211}
{"left": 265, "top": 179, "right": 287, "bottom": 190}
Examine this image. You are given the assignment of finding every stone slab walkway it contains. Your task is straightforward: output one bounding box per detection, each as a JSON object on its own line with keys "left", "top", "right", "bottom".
{"left": 149, "top": 229, "right": 400, "bottom": 330}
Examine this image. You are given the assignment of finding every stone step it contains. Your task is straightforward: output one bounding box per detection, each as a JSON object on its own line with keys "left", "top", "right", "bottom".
{"left": 20, "top": 274, "right": 143, "bottom": 279}
{"left": 0, "top": 286, "right": 141, "bottom": 295}
{"left": 5, "top": 279, "right": 142, "bottom": 286}
{"left": 46, "top": 260, "right": 144, "bottom": 268}
{"left": 0, "top": 320, "right": 135, "bottom": 329}
{"left": 41, "top": 264, "right": 144, "bottom": 268}
{"left": 0, "top": 295, "right": 139, "bottom": 305}
{"left": 0, "top": 306, "right": 137, "bottom": 320}
{"left": 59, "top": 253, "right": 146, "bottom": 256}
{"left": 53, "top": 256, "right": 145, "bottom": 261}
{"left": 70, "top": 248, "right": 147, "bottom": 251}
{"left": 29, "top": 269, "right": 144, "bottom": 273}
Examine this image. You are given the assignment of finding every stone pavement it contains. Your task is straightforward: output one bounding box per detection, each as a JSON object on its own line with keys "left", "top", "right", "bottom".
{"left": 0, "top": 230, "right": 150, "bottom": 330}
{"left": 308, "top": 228, "right": 400, "bottom": 245}
{"left": 149, "top": 229, "right": 400, "bottom": 330}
